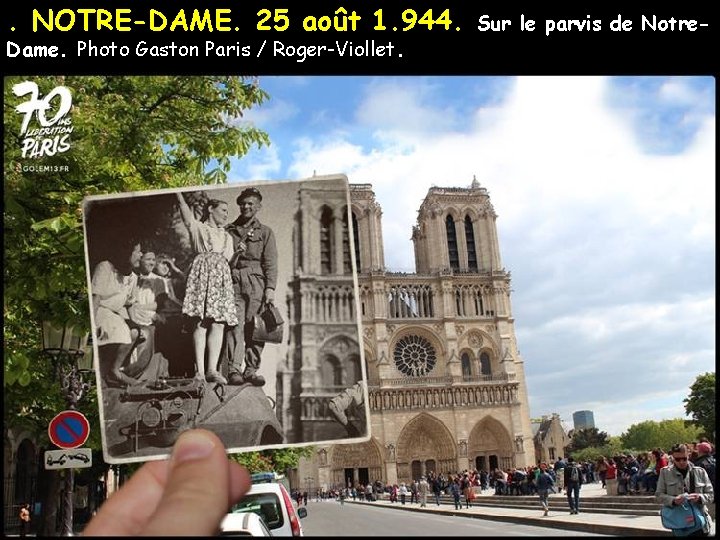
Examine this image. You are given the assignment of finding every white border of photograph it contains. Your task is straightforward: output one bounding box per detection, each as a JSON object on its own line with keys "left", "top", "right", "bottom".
{"left": 82, "top": 174, "right": 370, "bottom": 465}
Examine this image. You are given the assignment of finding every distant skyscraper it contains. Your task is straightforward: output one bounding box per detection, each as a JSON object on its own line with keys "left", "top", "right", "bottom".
{"left": 573, "top": 410, "right": 595, "bottom": 431}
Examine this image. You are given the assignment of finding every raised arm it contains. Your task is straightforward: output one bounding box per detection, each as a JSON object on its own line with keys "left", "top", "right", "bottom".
{"left": 176, "top": 192, "right": 195, "bottom": 229}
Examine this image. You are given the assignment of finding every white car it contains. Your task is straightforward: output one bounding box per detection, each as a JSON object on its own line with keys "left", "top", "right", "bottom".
{"left": 229, "top": 476, "right": 307, "bottom": 536}
{"left": 221, "top": 512, "right": 273, "bottom": 537}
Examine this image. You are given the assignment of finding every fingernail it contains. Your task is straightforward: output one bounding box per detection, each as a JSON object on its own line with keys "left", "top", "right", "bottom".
{"left": 171, "top": 430, "right": 216, "bottom": 464}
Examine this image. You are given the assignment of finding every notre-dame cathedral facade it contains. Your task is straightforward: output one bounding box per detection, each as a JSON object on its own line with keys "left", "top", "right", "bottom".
{"left": 278, "top": 175, "right": 534, "bottom": 491}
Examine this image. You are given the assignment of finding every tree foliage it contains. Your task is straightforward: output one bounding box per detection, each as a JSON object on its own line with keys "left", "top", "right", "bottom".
{"left": 570, "top": 439, "right": 642, "bottom": 463}
{"left": 567, "top": 427, "right": 609, "bottom": 453}
{"left": 4, "top": 76, "right": 269, "bottom": 437}
{"left": 683, "top": 372, "right": 715, "bottom": 442}
{"left": 231, "top": 446, "right": 314, "bottom": 474}
{"left": 620, "top": 419, "right": 702, "bottom": 452}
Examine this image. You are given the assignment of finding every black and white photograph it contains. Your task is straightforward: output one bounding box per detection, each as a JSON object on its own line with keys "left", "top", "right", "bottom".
{"left": 83, "top": 175, "right": 370, "bottom": 464}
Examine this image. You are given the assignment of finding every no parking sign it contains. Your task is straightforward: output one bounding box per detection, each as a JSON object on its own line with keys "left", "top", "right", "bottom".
{"left": 48, "top": 410, "right": 90, "bottom": 450}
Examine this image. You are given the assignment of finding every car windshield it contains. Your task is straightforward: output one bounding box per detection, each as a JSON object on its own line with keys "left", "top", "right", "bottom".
{"left": 231, "top": 493, "right": 284, "bottom": 530}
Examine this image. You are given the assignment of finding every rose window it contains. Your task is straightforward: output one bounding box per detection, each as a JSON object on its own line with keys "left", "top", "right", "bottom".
{"left": 394, "top": 335, "right": 437, "bottom": 377}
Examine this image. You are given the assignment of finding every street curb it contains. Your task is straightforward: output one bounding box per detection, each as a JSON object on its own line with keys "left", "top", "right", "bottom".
{"left": 346, "top": 501, "right": 671, "bottom": 537}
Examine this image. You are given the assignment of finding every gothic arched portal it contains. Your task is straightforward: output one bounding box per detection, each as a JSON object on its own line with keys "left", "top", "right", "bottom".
{"left": 467, "top": 416, "right": 514, "bottom": 472}
{"left": 395, "top": 413, "right": 457, "bottom": 483}
{"left": 329, "top": 437, "right": 384, "bottom": 488}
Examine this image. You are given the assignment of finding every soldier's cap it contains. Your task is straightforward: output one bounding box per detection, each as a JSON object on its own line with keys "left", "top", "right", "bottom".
{"left": 236, "top": 187, "right": 263, "bottom": 204}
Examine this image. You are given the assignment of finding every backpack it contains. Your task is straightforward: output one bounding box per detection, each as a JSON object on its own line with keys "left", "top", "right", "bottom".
{"left": 570, "top": 465, "right": 580, "bottom": 483}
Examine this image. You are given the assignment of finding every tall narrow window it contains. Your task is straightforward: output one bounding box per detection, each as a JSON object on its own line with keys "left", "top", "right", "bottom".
{"left": 461, "top": 353, "right": 472, "bottom": 377}
{"left": 480, "top": 352, "right": 492, "bottom": 376}
{"left": 342, "top": 208, "right": 352, "bottom": 275}
{"left": 321, "top": 356, "right": 342, "bottom": 386}
{"left": 465, "top": 215, "right": 478, "bottom": 272}
{"left": 320, "top": 207, "right": 333, "bottom": 275}
{"left": 446, "top": 215, "right": 459, "bottom": 270}
{"left": 352, "top": 212, "right": 361, "bottom": 271}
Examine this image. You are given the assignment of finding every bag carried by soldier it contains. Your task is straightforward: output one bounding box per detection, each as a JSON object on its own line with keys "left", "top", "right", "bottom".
{"left": 252, "top": 304, "right": 284, "bottom": 344}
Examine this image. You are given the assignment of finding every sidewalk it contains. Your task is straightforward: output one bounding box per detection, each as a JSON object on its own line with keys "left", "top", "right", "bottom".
{"left": 347, "top": 482, "right": 674, "bottom": 536}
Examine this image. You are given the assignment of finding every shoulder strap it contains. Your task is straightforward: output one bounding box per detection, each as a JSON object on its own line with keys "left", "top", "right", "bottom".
{"left": 690, "top": 467, "right": 696, "bottom": 494}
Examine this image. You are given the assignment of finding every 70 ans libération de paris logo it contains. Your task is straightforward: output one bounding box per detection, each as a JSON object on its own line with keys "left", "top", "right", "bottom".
{"left": 13, "top": 81, "right": 73, "bottom": 159}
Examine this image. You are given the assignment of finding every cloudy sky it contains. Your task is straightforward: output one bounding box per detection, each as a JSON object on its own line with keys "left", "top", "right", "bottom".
{"left": 227, "top": 76, "right": 715, "bottom": 437}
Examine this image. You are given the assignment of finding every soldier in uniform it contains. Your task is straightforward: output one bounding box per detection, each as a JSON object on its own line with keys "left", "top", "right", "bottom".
{"left": 328, "top": 380, "right": 367, "bottom": 437}
{"left": 224, "top": 187, "right": 278, "bottom": 386}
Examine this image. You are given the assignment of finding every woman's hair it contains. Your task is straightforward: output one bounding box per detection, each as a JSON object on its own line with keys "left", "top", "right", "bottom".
{"left": 201, "top": 199, "right": 227, "bottom": 222}
{"left": 107, "top": 236, "right": 141, "bottom": 273}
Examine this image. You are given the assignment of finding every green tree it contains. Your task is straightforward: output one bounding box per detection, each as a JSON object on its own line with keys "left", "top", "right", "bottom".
{"left": 5, "top": 76, "right": 269, "bottom": 382}
{"left": 684, "top": 372, "right": 715, "bottom": 442}
{"left": 4, "top": 76, "right": 269, "bottom": 535}
{"left": 231, "top": 446, "right": 314, "bottom": 475}
{"left": 568, "top": 427, "right": 609, "bottom": 453}
{"left": 571, "top": 442, "right": 641, "bottom": 463}
{"left": 620, "top": 419, "right": 702, "bottom": 451}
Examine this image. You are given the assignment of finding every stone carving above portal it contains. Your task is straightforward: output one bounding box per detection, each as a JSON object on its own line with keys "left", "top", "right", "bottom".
{"left": 458, "top": 439, "right": 468, "bottom": 457}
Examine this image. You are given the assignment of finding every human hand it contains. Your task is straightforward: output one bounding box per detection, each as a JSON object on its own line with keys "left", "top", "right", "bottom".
{"left": 673, "top": 494, "right": 687, "bottom": 505}
{"left": 83, "top": 429, "right": 250, "bottom": 536}
{"left": 264, "top": 288, "right": 275, "bottom": 306}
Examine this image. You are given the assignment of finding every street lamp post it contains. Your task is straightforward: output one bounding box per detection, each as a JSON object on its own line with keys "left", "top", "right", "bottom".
{"left": 42, "top": 321, "right": 92, "bottom": 537}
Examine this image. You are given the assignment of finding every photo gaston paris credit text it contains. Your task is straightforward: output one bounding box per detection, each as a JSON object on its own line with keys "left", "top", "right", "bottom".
{"left": 83, "top": 175, "right": 370, "bottom": 463}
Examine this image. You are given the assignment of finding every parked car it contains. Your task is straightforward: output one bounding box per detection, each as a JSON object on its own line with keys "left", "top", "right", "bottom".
{"left": 220, "top": 511, "right": 273, "bottom": 537}
{"left": 230, "top": 475, "right": 307, "bottom": 536}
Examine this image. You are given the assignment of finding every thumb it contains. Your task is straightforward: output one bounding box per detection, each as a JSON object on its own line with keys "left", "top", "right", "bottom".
{"left": 142, "top": 429, "right": 234, "bottom": 536}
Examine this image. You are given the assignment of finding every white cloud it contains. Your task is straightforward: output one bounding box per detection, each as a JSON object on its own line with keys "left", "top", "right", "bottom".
{"left": 659, "top": 77, "right": 708, "bottom": 107}
{"left": 238, "top": 98, "right": 299, "bottom": 128}
{"left": 230, "top": 145, "right": 282, "bottom": 181}
{"left": 356, "top": 79, "right": 459, "bottom": 133}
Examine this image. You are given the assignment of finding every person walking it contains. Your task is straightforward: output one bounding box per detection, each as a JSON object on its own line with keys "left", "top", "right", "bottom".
{"left": 462, "top": 473, "right": 474, "bottom": 508}
{"left": 656, "top": 443, "right": 714, "bottom": 536}
{"left": 564, "top": 456, "right": 583, "bottom": 514}
{"left": 419, "top": 476, "right": 429, "bottom": 507}
{"left": 555, "top": 456, "right": 567, "bottom": 492}
{"left": 399, "top": 482, "right": 409, "bottom": 505}
{"left": 536, "top": 464, "right": 555, "bottom": 516}
{"left": 431, "top": 474, "right": 442, "bottom": 506}
{"left": 224, "top": 187, "right": 278, "bottom": 387}
{"left": 694, "top": 442, "right": 716, "bottom": 520}
{"left": 19, "top": 503, "right": 31, "bottom": 537}
{"left": 410, "top": 479, "right": 418, "bottom": 504}
{"left": 449, "top": 476, "right": 462, "bottom": 510}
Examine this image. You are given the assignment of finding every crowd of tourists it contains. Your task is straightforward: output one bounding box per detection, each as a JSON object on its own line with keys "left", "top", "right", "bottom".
{"left": 308, "top": 439, "right": 714, "bottom": 511}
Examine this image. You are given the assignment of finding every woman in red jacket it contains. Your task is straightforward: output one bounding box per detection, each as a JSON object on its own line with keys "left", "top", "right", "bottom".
{"left": 606, "top": 458, "right": 618, "bottom": 480}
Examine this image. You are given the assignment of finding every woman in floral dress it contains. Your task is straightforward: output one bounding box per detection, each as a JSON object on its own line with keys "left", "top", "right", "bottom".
{"left": 176, "top": 192, "right": 238, "bottom": 384}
